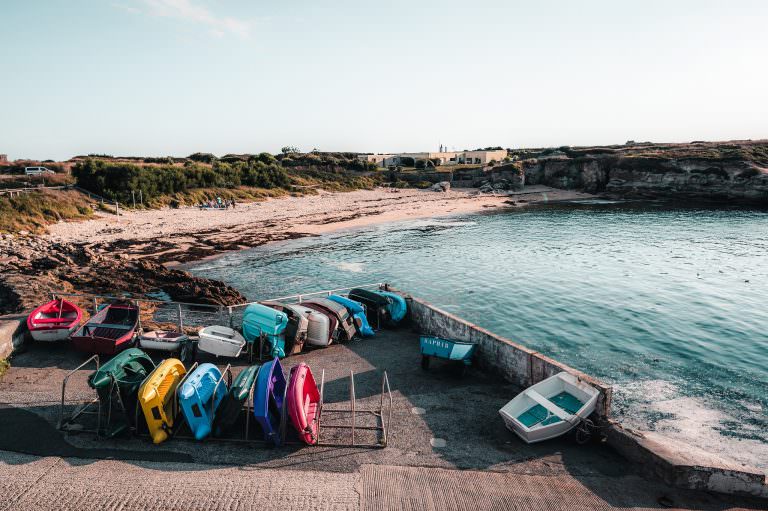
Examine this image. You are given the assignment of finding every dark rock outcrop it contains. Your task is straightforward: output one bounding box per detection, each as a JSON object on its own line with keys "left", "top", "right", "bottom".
{"left": 0, "top": 235, "right": 245, "bottom": 315}
{"left": 521, "top": 140, "right": 768, "bottom": 203}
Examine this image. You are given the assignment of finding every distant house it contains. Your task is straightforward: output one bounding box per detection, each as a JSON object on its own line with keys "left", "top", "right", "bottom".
{"left": 24, "top": 166, "right": 55, "bottom": 176}
{"left": 358, "top": 149, "right": 507, "bottom": 168}
{"left": 0, "top": 154, "right": 7, "bottom": 163}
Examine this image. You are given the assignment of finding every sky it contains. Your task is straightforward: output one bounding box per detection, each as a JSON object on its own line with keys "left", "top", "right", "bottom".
{"left": 1, "top": 0, "right": 767, "bottom": 160}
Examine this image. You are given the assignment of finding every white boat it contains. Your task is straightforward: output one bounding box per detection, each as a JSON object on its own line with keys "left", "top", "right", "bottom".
{"left": 498, "top": 371, "right": 600, "bottom": 444}
{"left": 304, "top": 308, "right": 332, "bottom": 347}
{"left": 197, "top": 325, "right": 246, "bottom": 358}
{"left": 139, "top": 330, "right": 188, "bottom": 352}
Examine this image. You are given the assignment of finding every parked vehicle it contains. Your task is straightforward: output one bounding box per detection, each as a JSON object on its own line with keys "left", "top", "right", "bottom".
{"left": 27, "top": 298, "right": 82, "bottom": 342}
{"left": 498, "top": 372, "right": 599, "bottom": 444}
{"left": 70, "top": 301, "right": 139, "bottom": 355}
{"left": 24, "top": 166, "right": 54, "bottom": 175}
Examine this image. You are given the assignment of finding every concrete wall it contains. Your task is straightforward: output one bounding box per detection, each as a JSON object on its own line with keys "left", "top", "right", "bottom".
{"left": 388, "top": 287, "right": 768, "bottom": 500}
{"left": 395, "top": 291, "right": 612, "bottom": 420}
{"left": 0, "top": 314, "right": 27, "bottom": 359}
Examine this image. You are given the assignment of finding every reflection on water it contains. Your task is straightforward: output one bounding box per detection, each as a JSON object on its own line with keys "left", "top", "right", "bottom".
{"left": 187, "top": 202, "right": 768, "bottom": 469}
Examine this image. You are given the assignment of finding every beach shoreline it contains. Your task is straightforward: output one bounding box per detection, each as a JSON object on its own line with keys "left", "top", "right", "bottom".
{"left": 45, "top": 186, "right": 594, "bottom": 265}
{"left": 0, "top": 185, "right": 593, "bottom": 315}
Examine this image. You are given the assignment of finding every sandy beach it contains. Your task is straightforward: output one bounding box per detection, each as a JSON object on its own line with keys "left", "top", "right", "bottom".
{"left": 46, "top": 186, "right": 592, "bottom": 264}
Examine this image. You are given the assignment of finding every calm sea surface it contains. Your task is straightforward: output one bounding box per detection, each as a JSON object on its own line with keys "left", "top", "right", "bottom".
{"left": 186, "top": 201, "right": 768, "bottom": 468}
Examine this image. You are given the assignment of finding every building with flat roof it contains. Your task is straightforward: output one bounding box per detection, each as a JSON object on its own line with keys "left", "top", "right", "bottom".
{"left": 358, "top": 149, "right": 507, "bottom": 168}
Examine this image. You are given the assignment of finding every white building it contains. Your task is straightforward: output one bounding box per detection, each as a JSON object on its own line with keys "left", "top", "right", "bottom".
{"left": 358, "top": 149, "right": 507, "bottom": 168}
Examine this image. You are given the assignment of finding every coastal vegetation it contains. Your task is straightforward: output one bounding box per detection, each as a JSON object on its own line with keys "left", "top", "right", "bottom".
{"left": 0, "top": 190, "right": 93, "bottom": 234}
{"left": 71, "top": 152, "right": 382, "bottom": 207}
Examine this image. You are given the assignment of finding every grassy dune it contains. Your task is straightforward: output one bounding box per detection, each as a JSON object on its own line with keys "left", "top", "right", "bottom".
{"left": 0, "top": 190, "right": 94, "bottom": 234}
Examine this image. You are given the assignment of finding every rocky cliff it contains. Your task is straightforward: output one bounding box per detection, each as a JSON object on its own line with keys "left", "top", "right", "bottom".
{"left": 520, "top": 140, "right": 768, "bottom": 203}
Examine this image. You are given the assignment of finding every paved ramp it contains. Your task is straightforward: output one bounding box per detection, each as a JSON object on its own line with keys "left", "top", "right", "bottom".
{"left": 0, "top": 451, "right": 358, "bottom": 511}
{"left": 357, "top": 465, "right": 746, "bottom": 511}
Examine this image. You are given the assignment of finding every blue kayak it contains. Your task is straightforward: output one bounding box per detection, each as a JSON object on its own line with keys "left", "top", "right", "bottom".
{"left": 178, "top": 363, "right": 228, "bottom": 440}
{"left": 243, "top": 303, "right": 289, "bottom": 358}
{"left": 328, "top": 295, "right": 375, "bottom": 337}
{"left": 253, "top": 357, "right": 286, "bottom": 446}
{"left": 376, "top": 291, "right": 408, "bottom": 325}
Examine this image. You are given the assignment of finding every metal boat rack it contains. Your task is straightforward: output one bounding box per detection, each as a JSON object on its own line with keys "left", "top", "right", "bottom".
{"left": 149, "top": 366, "right": 393, "bottom": 449}
{"left": 62, "top": 359, "right": 394, "bottom": 450}
{"left": 59, "top": 354, "right": 157, "bottom": 438}
{"left": 316, "top": 369, "right": 393, "bottom": 448}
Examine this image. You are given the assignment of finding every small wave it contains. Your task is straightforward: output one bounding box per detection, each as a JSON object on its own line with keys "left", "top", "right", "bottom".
{"left": 615, "top": 380, "right": 768, "bottom": 471}
{"left": 328, "top": 261, "right": 365, "bottom": 273}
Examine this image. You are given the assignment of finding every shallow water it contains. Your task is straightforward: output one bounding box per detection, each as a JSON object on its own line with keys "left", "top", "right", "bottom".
{"left": 186, "top": 202, "right": 768, "bottom": 469}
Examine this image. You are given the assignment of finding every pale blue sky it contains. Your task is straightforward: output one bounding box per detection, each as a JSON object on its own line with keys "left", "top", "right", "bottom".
{"left": 1, "top": 0, "right": 767, "bottom": 160}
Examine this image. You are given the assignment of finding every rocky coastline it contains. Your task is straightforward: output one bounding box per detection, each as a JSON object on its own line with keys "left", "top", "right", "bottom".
{"left": 521, "top": 139, "right": 768, "bottom": 203}
{"left": 0, "top": 188, "right": 517, "bottom": 316}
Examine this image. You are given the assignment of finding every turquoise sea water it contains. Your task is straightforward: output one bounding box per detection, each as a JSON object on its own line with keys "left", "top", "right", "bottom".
{"left": 186, "top": 201, "right": 768, "bottom": 468}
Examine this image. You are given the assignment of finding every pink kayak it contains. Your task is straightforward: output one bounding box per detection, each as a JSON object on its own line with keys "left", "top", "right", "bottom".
{"left": 286, "top": 363, "right": 321, "bottom": 445}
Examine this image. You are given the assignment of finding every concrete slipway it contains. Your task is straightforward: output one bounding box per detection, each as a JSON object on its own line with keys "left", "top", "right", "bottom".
{"left": 0, "top": 292, "right": 765, "bottom": 510}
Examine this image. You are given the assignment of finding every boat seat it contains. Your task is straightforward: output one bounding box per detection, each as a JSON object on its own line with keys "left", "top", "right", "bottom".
{"left": 517, "top": 405, "right": 563, "bottom": 428}
{"left": 549, "top": 391, "right": 584, "bottom": 415}
{"left": 526, "top": 389, "right": 573, "bottom": 421}
{"left": 34, "top": 317, "right": 73, "bottom": 324}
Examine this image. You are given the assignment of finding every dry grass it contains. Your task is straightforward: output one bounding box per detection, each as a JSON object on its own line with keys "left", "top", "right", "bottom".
{"left": 0, "top": 359, "right": 9, "bottom": 379}
{"left": 0, "top": 190, "right": 94, "bottom": 233}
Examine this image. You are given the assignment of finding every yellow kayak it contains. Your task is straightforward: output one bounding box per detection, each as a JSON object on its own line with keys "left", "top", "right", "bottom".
{"left": 138, "top": 358, "right": 186, "bottom": 444}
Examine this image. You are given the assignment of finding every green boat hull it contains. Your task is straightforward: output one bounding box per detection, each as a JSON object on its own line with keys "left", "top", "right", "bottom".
{"left": 214, "top": 364, "right": 260, "bottom": 436}
{"left": 88, "top": 348, "right": 155, "bottom": 435}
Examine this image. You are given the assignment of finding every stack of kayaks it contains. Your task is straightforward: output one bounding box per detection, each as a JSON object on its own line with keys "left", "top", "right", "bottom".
{"left": 349, "top": 288, "right": 391, "bottom": 328}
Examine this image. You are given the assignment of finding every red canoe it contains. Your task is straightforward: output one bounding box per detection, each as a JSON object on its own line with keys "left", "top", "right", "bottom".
{"left": 70, "top": 301, "right": 140, "bottom": 355}
{"left": 286, "top": 363, "right": 321, "bottom": 445}
{"left": 27, "top": 298, "right": 83, "bottom": 342}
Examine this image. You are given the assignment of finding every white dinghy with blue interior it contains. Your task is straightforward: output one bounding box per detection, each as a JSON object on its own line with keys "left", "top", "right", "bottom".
{"left": 499, "top": 371, "right": 599, "bottom": 444}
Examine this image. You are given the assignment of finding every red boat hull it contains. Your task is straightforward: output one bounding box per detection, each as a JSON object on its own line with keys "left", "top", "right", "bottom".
{"left": 70, "top": 302, "right": 139, "bottom": 355}
{"left": 286, "top": 363, "right": 321, "bottom": 445}
{"left": 27, "top": 299, "right": 83, "bottom": 342}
